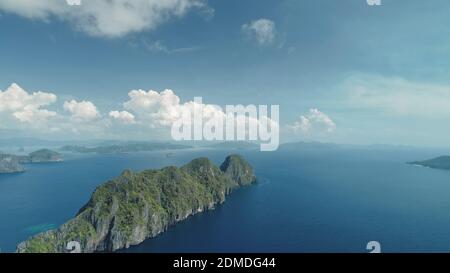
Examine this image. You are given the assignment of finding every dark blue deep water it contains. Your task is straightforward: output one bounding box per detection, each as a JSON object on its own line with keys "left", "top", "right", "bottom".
{"left": 2, "top": 147, "right": 450, "bottom": 253}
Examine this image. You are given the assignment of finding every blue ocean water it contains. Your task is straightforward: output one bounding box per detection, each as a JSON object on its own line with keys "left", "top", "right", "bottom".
{"left": 2, "top": 147, "right": 450, "bottom": 253}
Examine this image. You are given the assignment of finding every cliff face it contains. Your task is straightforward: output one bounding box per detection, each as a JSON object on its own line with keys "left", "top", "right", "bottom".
{"left": 220, "top": 154, "right": 256, "bottom": 186}
{"left": 16, "top": 155, "right": 256, "bottom": 253}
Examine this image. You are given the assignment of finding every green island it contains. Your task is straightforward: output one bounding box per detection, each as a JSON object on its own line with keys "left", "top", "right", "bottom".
{"left": 408, "top": 156, "right": 450, "bottom": 170}
{"left": 16, "top": 154, "right": 256, "bottom": 253}
{"left": 0, "top": 149, "right": 63, "bottom": 174}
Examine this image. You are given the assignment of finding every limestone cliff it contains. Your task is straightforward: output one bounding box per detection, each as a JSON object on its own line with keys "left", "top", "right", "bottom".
{"left": 16, "top": 155, "right": 256, "bottom": 253}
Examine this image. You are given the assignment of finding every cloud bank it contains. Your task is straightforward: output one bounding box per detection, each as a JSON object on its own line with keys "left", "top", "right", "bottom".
{"left": 109, "top": 111, "right": 136, "bottom": 124}
{"left": 0, "top": 83, "right": 57, "bottom": 127}
{"left": 0, "top": 83, "right": 278, "bottom": 141}
{"left": 64, "top": 100, "right": 100, "bottom": 121}
{"left": 0, "top": 0, "right": 211, "bottom": 38}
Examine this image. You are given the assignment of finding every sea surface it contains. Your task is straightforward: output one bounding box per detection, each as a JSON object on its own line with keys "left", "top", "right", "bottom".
{"left": 2, "top": 146, "right": 450, "bottom": 253}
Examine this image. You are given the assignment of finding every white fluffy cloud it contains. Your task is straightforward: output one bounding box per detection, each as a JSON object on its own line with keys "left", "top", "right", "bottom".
{"left": 0, "top": 83, "right": 56, "bottom": 112}
{"left": 123, "top": 89, "right": 182, "bottom": 127}
{"left": 0, "top": 0, "right": 211, "bottom": 38}
{"left": 0, "top": 83, "right": 120, "bottom": 137}
{"left": 289, "top": 109, "right": 336, "bottom": 134}
{"left": 109, "top": 110, "right": 136, "bottom": 124}
{"left": 0, "top": 83, "right": 278, "bottom": 140}
{"left": 242, "top": 18, "right": 276, "bottom": 45}
{"left": 64, "top": 100, "right": 100, "bottom": 121}
{"left": 13, "top": 106, "right": 57, "bottom": 123}
{"left": 0, "top": 83, "right": 57, "bottom": 124}
{"left": 121, "top": 88, "right": 279, "bottom": 135}
{"left": 122, "top": 89, "right": 233, "bottom": 128}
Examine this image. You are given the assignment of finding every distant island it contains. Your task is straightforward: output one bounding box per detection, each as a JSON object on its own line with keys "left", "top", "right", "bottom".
{"left": 279, "top": 141, "right": 341, "bottom": 151}
{"left": 60, "top": 142, "right": 192, "bottom": 154}
{"left": 26, "top": 149, "right": 63, "bottom": 163}
{"left": 408, "top": 156, "right": 450, "bottom": 170}
{"left": 0, "top": 156, "right": 24, "bottom": 174}
{"left": 16, "top": 154, "right": 256, "bottom": 253}
{"left": 0, "top": 149, "right": 63, "bottom": 174}
{"left": 207, "top": 141, "right": 259, "bottom": 150}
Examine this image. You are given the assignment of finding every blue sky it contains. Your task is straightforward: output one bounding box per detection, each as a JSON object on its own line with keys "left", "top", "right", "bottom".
{"left": 1, "top": 0, "right": 450, "bottom": 146}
